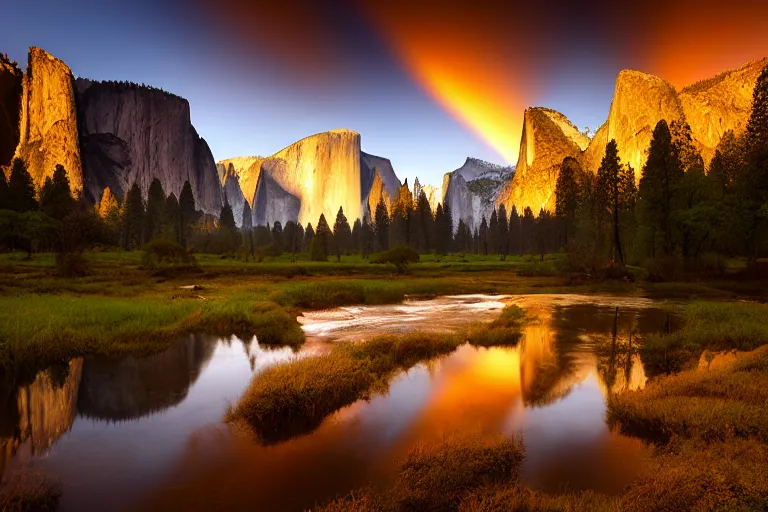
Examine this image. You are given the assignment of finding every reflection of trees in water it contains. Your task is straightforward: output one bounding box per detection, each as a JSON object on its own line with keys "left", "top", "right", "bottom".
{"left": 77, "top": 334, "right": 218, "bottom": 422}
{"left": 519, "top": 306, "right": 669, "bottom": 406}
{"left": 0, "top": 359, "right": 83, "bottom": 481}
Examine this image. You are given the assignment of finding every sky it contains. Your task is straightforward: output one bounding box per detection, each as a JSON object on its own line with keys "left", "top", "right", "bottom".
{"left": 3, "top": 0, "right": 768, "bottom": 187}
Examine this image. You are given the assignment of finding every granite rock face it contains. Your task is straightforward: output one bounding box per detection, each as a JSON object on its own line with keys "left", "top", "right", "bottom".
{"left": 363, "top": 170, "right": 390, "bottom": 220}
{"left": 76, "top": 79, "right": 222, "bottom": 214}
{"left": 14, "top": 47, "right": 83, "bottom": 192}
{"left": 444, "top": 157, "right": 514, "bottom": 231}
{"left": 678, "top": 59, "right": 768, "bottom": 165}
{"left": 0, "top": 55, "right": 22, "bottom": 169}
{"left": 222, "top": 129, "right": 364, "bottom": 227}
{"left": 361, "top": 151, "right": 401, "bottom": 202}
{"left": 504, "top": 61, "right": 766, "bottom": 215}
{"left": 496, "top": 107, "right": 586, "bottom": 215}
{"left": 218, "top": 162, "right": 249, "bottom": 227}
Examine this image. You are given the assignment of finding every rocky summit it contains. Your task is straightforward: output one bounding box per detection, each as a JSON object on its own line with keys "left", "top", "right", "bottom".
{"left": 2, "top": 46, "right": 765, "bottom": 229}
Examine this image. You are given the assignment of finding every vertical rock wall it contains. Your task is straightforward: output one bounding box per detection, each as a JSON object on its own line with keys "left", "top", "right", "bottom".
{"left": 14, "top": 47, "right": 83, "bottom": 193}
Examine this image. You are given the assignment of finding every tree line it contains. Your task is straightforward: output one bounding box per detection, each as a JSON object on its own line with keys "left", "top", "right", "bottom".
{"left": 553, "top": 64, "right": 768, "bottom": 278}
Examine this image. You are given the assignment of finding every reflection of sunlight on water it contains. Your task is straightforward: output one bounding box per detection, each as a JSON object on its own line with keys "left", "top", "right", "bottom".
{"left": 2, "top": 294, "right": 669, "bottom": 511}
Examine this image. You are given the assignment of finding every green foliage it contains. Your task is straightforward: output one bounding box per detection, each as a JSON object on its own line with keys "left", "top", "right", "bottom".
{"left": 7, "top": 158, "right": 37, "bottom": 213}
{"left": 39, "top": 164, "right": 74, "bottom": 220}
{"left": 141, "top": 238, "right": 197, "bottom": 272}
{"left": 178, "top": 180, "right": 197, "bottom": 247}
{"left": 310, "top": 214, "right": 332, "bottom": 261}
{"left": 120, "top": 182, "right": 144, "bottom": 250}
{"left": 332, "top": 206, "right": 351, "bottom": 260}
{"left": 370, "top": 245, "right": 420, "bottom": 273}
{"left": 55, "top": 251, "right": 91, "bottom": 277}
{"left": 143, "top": 178, "right": 166, "bottom": 242}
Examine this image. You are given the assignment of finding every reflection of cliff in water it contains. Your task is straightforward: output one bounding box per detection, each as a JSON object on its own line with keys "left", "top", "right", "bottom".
{"left": 0, "top": 359, "right": 83, "bottom": 480}
{"left": 518, "top": 305, "right": 666, "bottom": 407}
{"left": 77, "top": 334, "right": 218, "bottom": 422}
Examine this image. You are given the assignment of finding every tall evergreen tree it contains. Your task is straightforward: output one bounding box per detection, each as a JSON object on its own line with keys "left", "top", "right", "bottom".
{"left": 374, "top": 197, "right": 390, "bottom": 251}
{"left": 351, "top": 219, "right": 362, "bottom": 255}
{"left": 332, "top": 206, "right": 352, "bottom": 261}
{"left": 120, "top": 182, "right": 144, "bottom": 249}
{"left": 271, "top": 221, "right": 283, "bottom": 255}
{"left": 284, "top": 221, "right": 297, "bottom": 254}
{"left": 497, "top": 204, "right": 509, "bottom": 256}
{"left": 478, "top": 216, "right": 488, "bottom": 255}
{"left": 219, "top": 201, "right": 237, "bottom": 231}
{"left": 242, "top": 202, "right": 254, "bottom": 256}
{"left": 741, "top": 65, "right": 768, "bottom": 262}
{"left": 144, "top": 178, "right": 166, "bottom": 242}
{"left": 303, "top": 223, "right": 315, "bottom": 252}
{"left": 311, "top": 214, "right": 331, "bottom": 261}
{"left": 521, "top": 207, "right": 535, "bottom": 254}
{"left": 508, "top": 206, "right": 521, "bottom": 255}
{"left": 179, "top": 181, "right": 196, "bottom": 248}
{"left": 0, "top": 169, "right": 8, "bottom": 210}
{"left": 638, "top": 120, "right": 683, "bottom": 258}
{"left": 488, "top": 209, "right": 498, "bottom": 254}
{"left": 8, "top": 158, "right": 37, "bottom": 213}
{"left": 97, "top": 187, "right": 121, "bottom": 244}
{"left": 455, "top": 219, "right": 471, "bottom": 253}
{"left": 434, "top": 202, "right": 453, "bottom": 255}
{"left": 39, "top": 164, "right": 74, "bottom": 220}
{"left": 162, "top": 193, "right": 181, "bottom": 243}
{"left": 361, "top": 219, "right": 374, "bottom": 258}
{"left": 413, "top": 191, "right": 433, "bottom": 253}
{"left": 555, "top": 156, "right": 581, "bottom": 246}
{"left": 596, "top": 139, "right": 626, "bottom": 264}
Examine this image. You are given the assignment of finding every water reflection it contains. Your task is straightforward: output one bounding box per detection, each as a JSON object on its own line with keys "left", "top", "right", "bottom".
{"left": 1, "top": 295, "right": 669, "bottom": 511}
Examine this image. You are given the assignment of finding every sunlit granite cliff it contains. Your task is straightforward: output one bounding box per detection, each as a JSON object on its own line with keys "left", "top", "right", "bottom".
{"left": 497, "top": 108, "right": 586, "bottom": 214}
{"left": 503, "top": 60, "right": 766, "bottom": 215}
{"left": 13, "top": 47, "right": 83, "bottom": 193}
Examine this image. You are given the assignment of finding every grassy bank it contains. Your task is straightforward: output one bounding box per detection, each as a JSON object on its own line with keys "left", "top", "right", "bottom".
{"left": 316, "top": 431, "right": 768, "bottom": 512}
{"left": 609, "top": 345, "right": 768, "bottom": 442}
{"left": 227, "top": 304, "right": 529, "bottom": 443}
{"left": 226, "top": 332, "right": 465, "bottom": 443}
{"left": 640, "top": 301, "right": 768, "bottom": 376}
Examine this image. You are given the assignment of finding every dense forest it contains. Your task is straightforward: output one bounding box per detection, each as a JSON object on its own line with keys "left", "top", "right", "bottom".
{"left": 1, "top": 65, "right": 767, "bottom": 277}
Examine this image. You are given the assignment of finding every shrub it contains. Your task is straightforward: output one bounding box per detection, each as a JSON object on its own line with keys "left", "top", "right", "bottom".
{"left": 55, "top": 251, "right": 90, "bottom": 277}
{"left": 141, "top": 238, "right": 196, "bottom": 272}
{"left": 370, "top": 245, "right": 420, "bottom": 273}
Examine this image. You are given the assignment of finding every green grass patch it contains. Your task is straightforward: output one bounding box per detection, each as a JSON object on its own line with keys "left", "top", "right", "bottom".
{"left": 640, "top": 301, "right": 768, "bottom": 375}
{"left": 609, "top": 345, "right": 768, "bottom": 442}
{"left": 467, "top": 305, "right": 527, "bottom": 347}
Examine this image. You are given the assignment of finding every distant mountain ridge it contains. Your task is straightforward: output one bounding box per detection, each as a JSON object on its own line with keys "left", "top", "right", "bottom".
{"left": 1, "top": 46, "right": 764, "bottom": 231}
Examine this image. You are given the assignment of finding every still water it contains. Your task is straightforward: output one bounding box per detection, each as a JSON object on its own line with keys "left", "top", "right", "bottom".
{"left": 1, "top": 294, "right": 668, "bottom": 511}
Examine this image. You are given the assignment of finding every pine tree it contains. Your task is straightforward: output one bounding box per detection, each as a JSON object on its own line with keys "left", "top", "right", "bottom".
{"left": 374, "top": 197, "right": 390, "bottom": 251}
{"left": 284, "top": 221, "right": 297, "bottom": 254}
{"left": 271, "top": 221, "right": 283, "bottom": 255}
{"left": 162, "top": 193, "right": 181, "bottom": 243}
{"left": 97, "top": 187, "right": 120, "bottom": 244}
{"left": 8, "top": 158, "right": 37, "bottom": 213}
{"left": 351, "top": 219, "right": 362, "bottom": 255}
{"left": 361, "top": 219, "right": 374, "bottom": 258}
{"left": 303, "top": 223, "right": 315, "bottom": 252}
{"left": 120, "top": 182, "right": 144, "bottom": 249}
{"left": 497, "top": 204, "right": 509, "bottom": 256}
{"left": 242, "top": 202, "right": 254, "bottom": 256}
{"left": 434, "top": 201, "right": 453, "bottom": 255}
{"left": 455, "top": 219, "right": 470, "bottom": 253}
{"left": 555, "top": 156, "right": 581, "bottom": 246}
{"left": 179, "top": 181, "right": 196, "bottom": 248}
{"left": 508, "top": 206, "right": 521, "bottom": 255}
{"left": 39, "top": 164, "right": 74, "bottom": 220}
{"left": 332, "top": 206, "right": 352, "bottom": 261}
{"left": 521, "top": 207, "right": 535, "bottom": 254}
{"left": 742, "top": 65, "right": 768, "bottom": 262}
{"left": 596, "top": 139, "right": 626, "bottom": 265}
{"left": 488, "top": 209, "right": 498, "bottom": 254}
{"left": 311, "top": 214, "right": 331, "bottom": 261}
{"left": 219, "top": 201, "right": 237, "bottom": 231}
{"left": 0, "top": 169, "right": 9, "bottom": 210}
{"left": 414, "top": 191, "right": 433, "bottom": 253}
{"left": 478, "top": 216, "right": 488, "bottom": 255}
{"left": 638, "top": 120, "right": 683, "bottom": 258}
{"left": 144, "top": 178, "right": 166, "bottom": 243}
